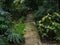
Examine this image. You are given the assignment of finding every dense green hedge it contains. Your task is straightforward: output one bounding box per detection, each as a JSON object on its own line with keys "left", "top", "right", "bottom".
{"left": 38, "top": 12, "right": 60, "bottom": 40}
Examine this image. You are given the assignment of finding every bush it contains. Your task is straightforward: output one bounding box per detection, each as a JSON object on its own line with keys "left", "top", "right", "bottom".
{"left": 0, "top": 8, "right": 25, "bottom": 44}
{"left": 38, "top": 12, "right": 60, "bottom": 40}
{"left": 8, "top": 17, "right": 25, "bottom": 43}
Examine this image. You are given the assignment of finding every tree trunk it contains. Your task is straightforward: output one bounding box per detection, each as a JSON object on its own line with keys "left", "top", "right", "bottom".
{"left": 23, "top": 13, "right": 42, "bottom": 45}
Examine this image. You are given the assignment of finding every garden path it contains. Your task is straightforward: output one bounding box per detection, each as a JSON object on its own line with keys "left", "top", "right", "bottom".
{"left": 23, "top": 13, "right": 42, "bottom": 45}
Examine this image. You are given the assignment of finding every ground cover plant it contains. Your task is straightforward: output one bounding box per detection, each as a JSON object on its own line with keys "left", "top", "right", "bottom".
{"left": 38, "top": 12, "right": 60, "bottom": 41}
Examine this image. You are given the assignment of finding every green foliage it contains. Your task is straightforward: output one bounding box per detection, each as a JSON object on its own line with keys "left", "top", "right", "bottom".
{"left": 23, "top": 0, "right": 38, "bottom": 11}
{"left": 1, "top": 0, "right": 59, "bottom": 20}
{"left": 0, "top": 0, "right": 25, "bottom": 44}
{"left": 4, "top": 28, "right": 25, "bottom": 44}
{"left": 0, "top": 36, "right": 9, "bottom": 45}
{"left": 38, "top": 12, "right": 60, "bottom": 40}
{"left": 12, "top": 17, "right": 25, "bottom": 35}
{"left": 14, "top": 23, "right": 25, "bottom": 35}
{"left": 8, "top": 32, "right": 25, "bottom": 43}
{"left": 0, "top": 9, "right": 11, "bottom": 35}
{"left": 6, "top": 17, "right": 25, "bottom": 43}
{"left": 0, "top": 8, "right": 12, "bottom": 45}
{"left": 0, "top": 0, "right": 59, "bottom": 44}
{"left": 2, "top": 0, "right": 28, "bottom": 19}
{"left": 33, "top": 0, "right": 57, "bottom": 20}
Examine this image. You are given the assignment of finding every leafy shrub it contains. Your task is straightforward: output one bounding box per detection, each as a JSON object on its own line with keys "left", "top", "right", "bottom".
{"left": 38, "top": 12, "right": 60, "bottom": 40}
{"left": 0, "top": 7, "right": 25, "bottom": 44}
{"left": 7, "top": 32, "right": 25, "bottom": 43}
{"left": 0, "top": 9, "right": 25, "bottom": 44}
{"left": 4, "top": 28, "right": 25, "bottom": 44}
{"left": 7, "top": 17, "right": 25, "bottom": 43}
